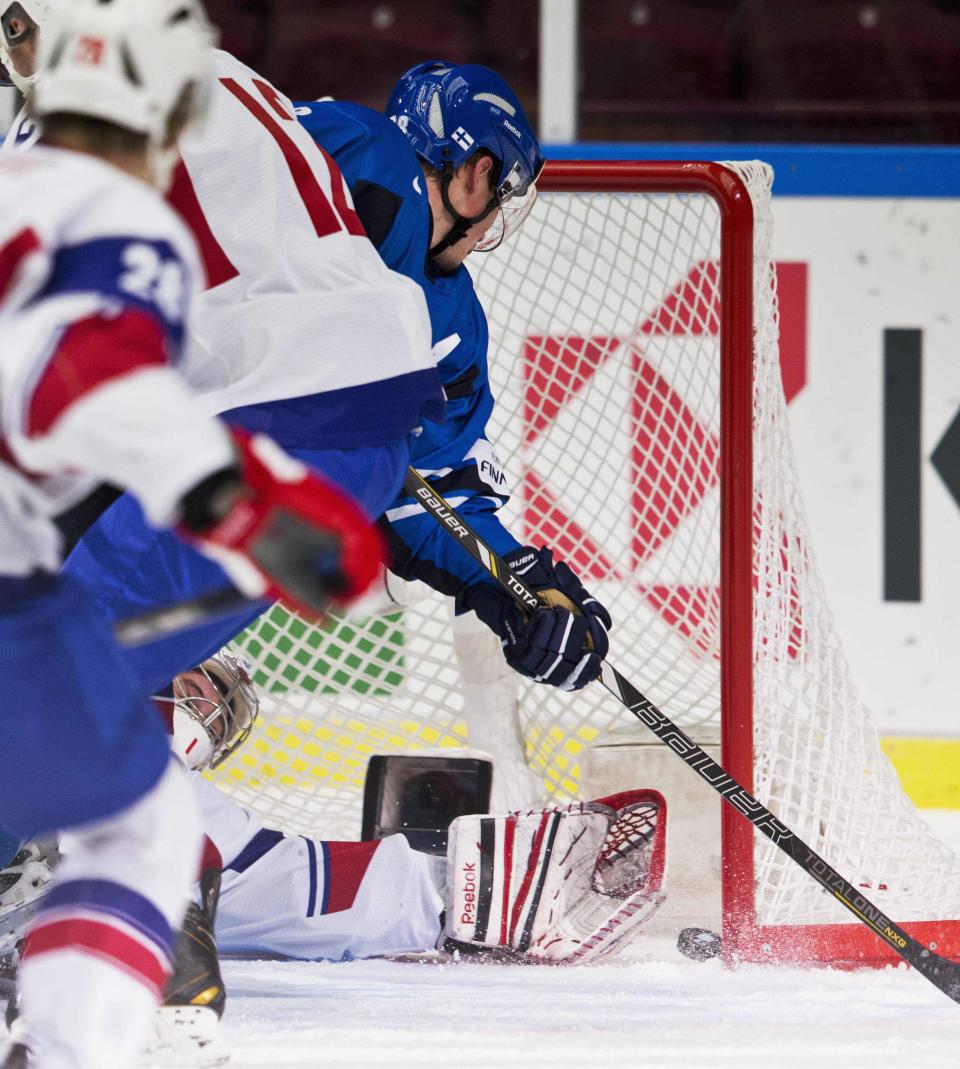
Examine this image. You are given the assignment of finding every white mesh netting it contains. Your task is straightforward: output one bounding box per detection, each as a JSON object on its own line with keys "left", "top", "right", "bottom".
{"left": 207, "top": 161, "right": 960, "bottom": 933}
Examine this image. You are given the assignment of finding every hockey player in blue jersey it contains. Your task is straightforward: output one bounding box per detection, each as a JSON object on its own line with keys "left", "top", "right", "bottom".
{"left": 297, "top": 62, "right": 613, "bottom": 693}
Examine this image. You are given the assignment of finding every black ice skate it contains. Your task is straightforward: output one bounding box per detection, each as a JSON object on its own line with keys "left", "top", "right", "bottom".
{"left": 0, "top": 1041, "right": 29, "bottom": 1068}
{"left": 2, "top": 992, "right": 29, "bottom": 1069}
{"left": 145, "top": 868, "right": 228, "bottom": 1067}
{"left": 0, "top": 945, "right": 18, "bottom": 1005}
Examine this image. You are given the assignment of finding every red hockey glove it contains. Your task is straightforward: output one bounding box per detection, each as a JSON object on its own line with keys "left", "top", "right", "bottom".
{"left": 177, "top": 430, "right": 385, "bottom": 619}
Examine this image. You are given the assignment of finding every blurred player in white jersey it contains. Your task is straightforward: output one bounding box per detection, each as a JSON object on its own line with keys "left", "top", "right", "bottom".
{"left": 63, "top": 38, "right": 445, "bottom": 698}
{"left": 2, "top": 0, "right": 444, "bottom": 697}
{"left": 0, "top": 2, "right": 386, "bottom": 1065}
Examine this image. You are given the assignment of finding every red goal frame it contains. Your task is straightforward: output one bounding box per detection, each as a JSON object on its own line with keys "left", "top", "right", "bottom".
{"left": 538, "top": 160, "right": 960, "bottom": 968}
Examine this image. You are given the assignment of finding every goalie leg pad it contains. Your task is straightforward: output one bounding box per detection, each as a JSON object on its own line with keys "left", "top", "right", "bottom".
{"left": 445, "top": 789, "right": 667, "bottom": 964}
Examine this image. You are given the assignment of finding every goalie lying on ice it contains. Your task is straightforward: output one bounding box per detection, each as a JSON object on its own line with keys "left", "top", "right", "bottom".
{"left": 189, "top": 774, "right": 667, "bottom": 966}
{"left": 162, "top": 657, "right": 668, "bottom": 964}
{"left": 167, "top": 655, "right": 668, "bottom": 964}
{"left": 1, "top": 658, "right": 667, "bottom": 970}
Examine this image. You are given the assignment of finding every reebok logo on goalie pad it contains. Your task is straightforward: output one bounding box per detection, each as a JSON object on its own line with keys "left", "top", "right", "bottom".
{"left": 460, "top": 862, "right": 477, "bottom": 925}
{"left": 446, "top": 794, "right": 667, "bottom": 964}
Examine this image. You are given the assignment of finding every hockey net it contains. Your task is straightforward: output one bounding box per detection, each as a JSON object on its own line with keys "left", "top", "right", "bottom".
{"left": 207, "top": 160, "right": 960, "bottom": 964}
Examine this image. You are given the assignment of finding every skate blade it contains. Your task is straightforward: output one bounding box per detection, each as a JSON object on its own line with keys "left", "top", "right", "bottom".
{"left": 139, "top": 1005, "right": 228, "bottom": 1067}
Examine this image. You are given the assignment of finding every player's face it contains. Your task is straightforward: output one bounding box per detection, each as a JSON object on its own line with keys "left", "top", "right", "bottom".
{"left": 1, "top": 7, "right": 39, "bottom": 79}
{"left": 174, "top": 671, "right": 229, "bottom": 746}
{"left": 429, "top": 155, "right": 498, "bottom": 272}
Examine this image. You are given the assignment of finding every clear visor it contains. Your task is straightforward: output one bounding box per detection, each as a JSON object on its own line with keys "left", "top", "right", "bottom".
{"left": 0, "top": 3, "right": 35, "bottom": 88}
{"left": 494, "top": 159, "right": 532, "bottom": 204}
{"left": 474, "top": 182, "right": 538, "bottom": 253}
{"left": 1, "top": 4, "right": 36, "bottom": 50}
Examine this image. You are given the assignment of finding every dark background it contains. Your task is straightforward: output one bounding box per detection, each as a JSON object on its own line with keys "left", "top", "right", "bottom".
{"left": 204, "top": 1, "right": 960, "bottom": 143}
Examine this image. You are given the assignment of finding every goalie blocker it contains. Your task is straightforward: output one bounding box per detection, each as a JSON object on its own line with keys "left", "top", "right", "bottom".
{"left": 361, "top": 754, "right": 494, "bottom": 854}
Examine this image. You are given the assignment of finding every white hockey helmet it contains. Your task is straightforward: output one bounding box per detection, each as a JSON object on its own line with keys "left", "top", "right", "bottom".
{"left": 0, "top": 1, "right": 64, "bottom": 92}
{"left": 30, "top": 0, "right": 216, "bottom": 145}
{"left": 161, "top": 652, "right": 260, "bottom": 771}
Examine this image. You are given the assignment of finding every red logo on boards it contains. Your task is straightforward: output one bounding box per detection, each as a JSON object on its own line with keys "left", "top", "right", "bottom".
{"left": 520, "top": 261, "right": 808, "bottom": 658}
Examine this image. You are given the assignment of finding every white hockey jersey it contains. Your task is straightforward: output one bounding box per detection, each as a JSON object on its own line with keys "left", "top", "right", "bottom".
{"left": 1, "top": 109, "right": 38, "bottom": 151}
{"left": 191, "top": 776, "right": 443, "bottom": 961}
{"left": 4, "top": 52, "right": 442, "bottom": 449}
{"left": 0, "top": 146, "right": 235, "bottom": 575}
{"left": 168, "top": 51, "right": 441, "bottom": 445}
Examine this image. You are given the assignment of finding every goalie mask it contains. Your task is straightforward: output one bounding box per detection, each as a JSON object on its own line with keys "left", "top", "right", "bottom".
{"left": 386, "top": 60, "right": 544, "bottom": 257}
{"left": 160, "top": 653, "right": 260, "bottom": 771}
{"left": 0, "top": 0, "right": 63, "bottom": 92}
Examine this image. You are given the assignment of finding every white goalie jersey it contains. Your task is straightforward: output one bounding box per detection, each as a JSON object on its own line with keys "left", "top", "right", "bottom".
{"left": 188, "top": 775, "right": 666, "bottom": 966}
{"left": 191, "top": 776, "right": 445, "bottom": 961}
{"left": 0, "top": 145, "right": 233, "bottom": 576}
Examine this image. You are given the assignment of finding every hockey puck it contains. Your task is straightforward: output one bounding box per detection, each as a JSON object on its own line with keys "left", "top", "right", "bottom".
{"left": 677, "top": 927, "right": 722, "bottom": 961}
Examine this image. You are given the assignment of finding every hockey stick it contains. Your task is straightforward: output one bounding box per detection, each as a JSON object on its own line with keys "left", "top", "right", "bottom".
{"left": 113, "top": 587, "right": 256, "bottom": 648}
{"left": 402, "top": 466, "right": 960, "bottom": 1003}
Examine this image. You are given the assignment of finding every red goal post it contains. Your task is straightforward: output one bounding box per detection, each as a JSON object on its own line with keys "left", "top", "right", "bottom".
{"left": 538, "top": 160, "right": 758, "bottom": 960}
{"left": 210, "top": 159, "right": 960, "bottom": 968}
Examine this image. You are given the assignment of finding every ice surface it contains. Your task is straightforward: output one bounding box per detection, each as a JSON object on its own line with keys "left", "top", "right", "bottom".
{"left": 209, "top": 807, "right": 960, "bottom": 1067}
{"left": 213, "top": 949, "right": 960, "bottom": 1069}
{"left": 6, "top": 821, "right": 960, "bottom": 1066}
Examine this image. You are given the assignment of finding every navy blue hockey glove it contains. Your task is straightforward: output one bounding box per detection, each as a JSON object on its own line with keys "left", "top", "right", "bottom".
{"left": 458, "top": 546, "right": 612, "bottom": 691}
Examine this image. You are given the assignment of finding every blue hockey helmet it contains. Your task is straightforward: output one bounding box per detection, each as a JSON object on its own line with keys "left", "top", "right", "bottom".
{"left": 386, "top": 60, "right": 544, "bottom": 255}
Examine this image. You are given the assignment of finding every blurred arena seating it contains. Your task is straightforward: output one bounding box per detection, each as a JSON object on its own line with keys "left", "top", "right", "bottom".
{"left": 735, "top": 1, "right": 960, "bottom": 140}
{"left": 577, "top": 0, "right": 739, "bottom": 139}
{"left": 743, "top": 0, "right": 960, "bottom": 103}
{"left": 471, "top": 0, "right": 540, "bottom": 118}
{"left": 199, "top": 0, "right": 960, "bottom": 142}
{"left": 580, "top": 2, "right": 736, "bottom": 103}
{"left": 204, "top": 0, "right": 267, "bottom": 70}
{"left": 254, "top": 1, "right": 478, "bottom": 105}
